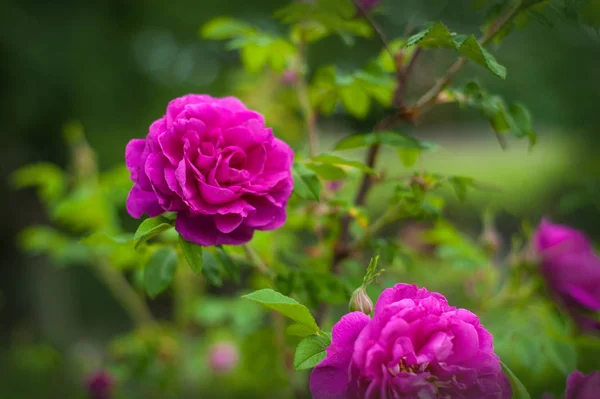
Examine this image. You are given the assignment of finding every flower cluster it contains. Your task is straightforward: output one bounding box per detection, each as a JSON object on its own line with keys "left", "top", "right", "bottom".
{"left": 310, "top": 284, "right": 511, "bottom": 399}
{"left": 125, "top": 94, "right": 294, "bottom": 246}
{"left": 533, "top": 219, "right": 600, "bottom": 331}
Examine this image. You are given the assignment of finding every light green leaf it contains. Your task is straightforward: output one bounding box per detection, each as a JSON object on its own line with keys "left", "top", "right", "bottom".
{"left": 334, "top": 131, "right": 435, "bottom": 151}
{"left": 405, "top": 22, "right": 455, "bottom": 48}
{"left": 200, "top": 17, "right": 255, "bottom": 40}
{"left": 133, "top": 216, "right": 173, "bottom": 247}
{"left": 241, "top": 44, "right": 270, "bottom": 73}
{"left": 294, "top": 335, "right": 330, "bottom": 370}
{"left": 397, "top": 148, "right": 421, "bottom": 167}
{"left": 448, "top": 176, "right": 476, "bottom": 202}
{"left": 311, "top": 154, "right": 375, "bottom": 174}
{"left": 144, "top": 248, "right": 178, "bottom": 298}
{"left": 306, "top": 163, "right": 347, "bottom": 180}
{"left": 11, "top": 163, "right": 66, "bottom": 205}
{"left": 292, "top": 162, "right": 322, "bottom": 201}
{"left": 202, "top": 250, "right": 223, "bottom": 286}
{"left": 339, "top": 84, "right": 370, "bottom": 118}
{"left": 179, "top": 235, "right": 203, "bottom": 275}
{"left": 286, "top": 324, "right": 317, "bottom": 338}
{"left": 455, "top": 35, "right": 507, "bottom": 79}
{"left": 500, "top": 361, "right": 532, "bottom": 399}
{"left": 242, "top": 288, "right": 319, "bottom": 331}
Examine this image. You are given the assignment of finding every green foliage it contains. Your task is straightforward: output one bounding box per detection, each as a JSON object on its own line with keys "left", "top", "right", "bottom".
{"left": 179, "top": 235, "right": 203, "bottom": 275}
{"left": 334, "top": 131, "right": 436, "bottom": 151}
{"left": 447, "top": 82, "right": 537, "bottom": 147}
{"left": 293, "top": 335, "right": 329, "bottom": 370}
{"left": 501, "top": 362, "right": 532, "bottom": 399}
{"left": 201, "top": 249, "right": 224, "bottom": 287}
{"left": 242, "top": 289, "right": 320, "bottom": 332}
{"left": 144, "top": 248, "right": 178, "bottom": 298}
{"left": 134, "top": 216, "right": 173, "bottom": 248}
{"left": 11, "top": 163, "right": 66, "bottom": 206}
{"left": 405, "top": 22, "right": 507, "bottom": 78}
{"left": 292, "top": 162, "right": 322, "bottom": 200}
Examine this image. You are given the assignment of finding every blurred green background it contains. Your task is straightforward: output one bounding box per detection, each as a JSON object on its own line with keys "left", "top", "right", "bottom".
{"left": 1, "top": 0, "right": 600, "bottom": 398}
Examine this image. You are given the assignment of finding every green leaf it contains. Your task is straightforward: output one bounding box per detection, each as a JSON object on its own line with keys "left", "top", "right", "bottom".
{"left": 500, "top": 361, "right": 532, "bottom": 399}
{"left": 397, "top": 148, "right": 421, "bottom": 167}
{"left": 311, "top": 154, "right": 375, "bottom": 174}
{"left": 455, "top": 35, "right": 507, "bottom": 79}
{"left": 242, "top": 288, "right": 319, "bottom": 331}
{"left": 507, "top": 102, "right": 534, "bottom": 138}
{"left": 405, "top": 22, "right": 455, "bottom": 48}
{"left": 448, "top": 176, "right": 476, "bottom": 202}
{"left": 334, "top": 131, "right": 435, "bottom": 151}
{"left": 179, "top": 235, "right": 203, "bottom": 275}
{"left": 133, "top": 216, "right": 173, "bottom": 247}
{"left": 200, "top": 17, "right": 255, "bottom": 39}
{"left": 202, "top": 250, "right": 223, "bottom": 287}
{"left": 241, "top": 43, "right": 270, "bottom": 73}
{"left": 11, "top": 162, "right": 66, "bottom": 205}
{"left": 293, "top": 335, "right": 329, "bottom": 370}
{"left": 306, "top": 163, "right": 347, "bottom": 180}
{"left": 581, "top": 0, "right": 600, "bottom": 28}
{"left": 286, "top": 324, "right": 317, "bottom": 338}
{"left": 216, "top": 246, "right": 240, "bottom": 282}
{"left": 292, "top": 162, "right": 322, "bottom": 201}
{"left": 339, "top": 84, "right": 370, "bottom": 118}
{"left": 143, "top": 248, "right": 178, "bottom": 298}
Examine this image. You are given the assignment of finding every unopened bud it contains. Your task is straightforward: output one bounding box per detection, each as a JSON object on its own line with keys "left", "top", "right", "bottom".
{"left": 349, "top": 287, "right": 374, "bottom": 315}
{"left": 281, "top": 70, "right": 298, "bottom": 86}
{"left": 479, "top": 228, "right": 502, "bottom": 255}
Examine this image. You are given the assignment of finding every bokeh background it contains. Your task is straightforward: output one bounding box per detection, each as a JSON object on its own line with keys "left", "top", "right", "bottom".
{"left": 1, "top": 0, "right": 599, "bottom": 398}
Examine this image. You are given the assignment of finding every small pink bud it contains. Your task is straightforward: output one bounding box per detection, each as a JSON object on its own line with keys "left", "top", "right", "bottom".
{"left": 327, "top": 180, "right": 344, "bottom": 192}
{"left": 281, "top": 70, "right": 298, "bottom": 86}
{"left": 85, "top": 370, "right": 114, "bottom": 399}
{"left": 349, "top": 287, "right": 374, "bottom": 315}
{"left": 208, "top": 342, "right": 239, "bottom": 374}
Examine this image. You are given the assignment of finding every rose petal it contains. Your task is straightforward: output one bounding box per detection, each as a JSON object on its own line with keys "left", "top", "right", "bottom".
{"left": 126, "top": 184, "right": 163, "bottom": 218}
{"left": 176, "top": 213, "right": 254, "bottom": 246}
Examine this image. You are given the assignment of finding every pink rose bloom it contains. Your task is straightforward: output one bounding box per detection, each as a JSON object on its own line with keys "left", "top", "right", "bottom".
{"left": 125, "top": 94, "right": 294, "bottom": 246}
{"left": 209, "top": 342, "right": 240, "bottom": 374}
{"left": 310, "top": 284, "right": 511, "bottom": 399}
{"left": 533, "top": 219, "right": 600, "bottom": 331}
{"left": 565, "top": 370, "right": 600, "bottom": 399}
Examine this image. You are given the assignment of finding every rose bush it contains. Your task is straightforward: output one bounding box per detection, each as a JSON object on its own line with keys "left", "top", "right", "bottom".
{"left": 125, "top": 94, "right": 294, "bottom": 246}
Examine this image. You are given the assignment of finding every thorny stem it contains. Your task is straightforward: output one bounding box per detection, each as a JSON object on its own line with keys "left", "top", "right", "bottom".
{"left": 318, "top": 3, "right": 524, "bottom": 326}
{"left": 353, "top": 0, "right": 393, "bottom": 59}
{"left": 296, "top": 29, "right": 319, "bottom": 158}
{"left": 92, "top": 260, "right": 155, "bottom": 328}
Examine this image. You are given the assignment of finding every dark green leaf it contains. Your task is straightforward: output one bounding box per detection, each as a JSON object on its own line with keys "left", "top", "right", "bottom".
{"left": 455, "top": 35, "right": 507, "bottom": 79}
{"left": 144, "top": 248, "right": 178, "bottom": 298}
{"left": 405, "top": 22, "right": 455, "bottom": 48}
{"left": 133, "top": 216, "right": 173, "bottom": 247}
{"left": 292, "top": 162, "right": 322, "bottom": 201}
{"left": 179, "top": 235, "right": 203, "bottom": 275}
{"left": 334, "top": 131, "right": 435, "bottom": 151}
{"left": 202, "top": 250, "right": 223, "bottom": 286}
{"left": 216, "top": 246, "right": 240, "bottom": 282}
{"left": 242, "top": 288, "right": 319, "bottom": 331}
{"left": 500, "top": 361, "right": 532, "bottom": 399}
{"left": 294, "top": 335, "right": 329, "bottom": 370}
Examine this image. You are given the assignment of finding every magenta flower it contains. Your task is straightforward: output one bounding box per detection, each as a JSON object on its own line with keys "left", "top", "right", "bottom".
{"left": 533, "top": 219, "right": 600, "bottom": 331}
{"left": 310, "top": 284, "right": 511, "bottom": 399}
{"left": 208, "top": 342, "right": 240, "bottom": 374}
{"left": 125, "top": 94, "right": 294, "bottom": 246}
{"left": 85, "top": 370, "right": 114, "bottom": 399}
{"left": 565, "top": 370, "right": 600, "bottom": 399}
{"left": 356, "top": 0, "right": 380, "bottom": 12}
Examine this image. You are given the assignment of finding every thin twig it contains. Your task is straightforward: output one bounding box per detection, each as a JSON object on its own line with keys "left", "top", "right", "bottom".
{"left": 243, "top": 243, "right": 271, "bottom": 277}
{"left": 353, "top": 0, "right": 393, "bottom": 59}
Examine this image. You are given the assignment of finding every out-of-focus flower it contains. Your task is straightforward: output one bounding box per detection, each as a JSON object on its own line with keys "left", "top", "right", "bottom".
{"left": 125, "top": 94, "right": 294, "bottom": 246}
{"left": 310, "top": 284, "right": 511, "bottom": 399}
{"left": 86, "top": 370, "right": 114, "bottom": 399}
{"left": 533, "top": 219, "right": 600, "bottom": 331}
{"left": 356, "top": 0, "right": 380, "bottom": 12}
{"left": 209, "top": 342, "right": 240, "bottom": 374}
{"left": 565, "top": 370, "right": 600, "bottom": 399}
{"left": 281, "top": 70, "right": 298, "bottom": 86}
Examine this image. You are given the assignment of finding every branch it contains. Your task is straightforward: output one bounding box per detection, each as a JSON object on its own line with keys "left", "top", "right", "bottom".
{"left": 353, "top": 0, "right": 393, "bottom": 60}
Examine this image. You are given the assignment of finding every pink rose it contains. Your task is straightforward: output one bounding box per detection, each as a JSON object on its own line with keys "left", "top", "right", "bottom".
{"left": 125, "top": 94, "right": 294, "bottom": 246}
